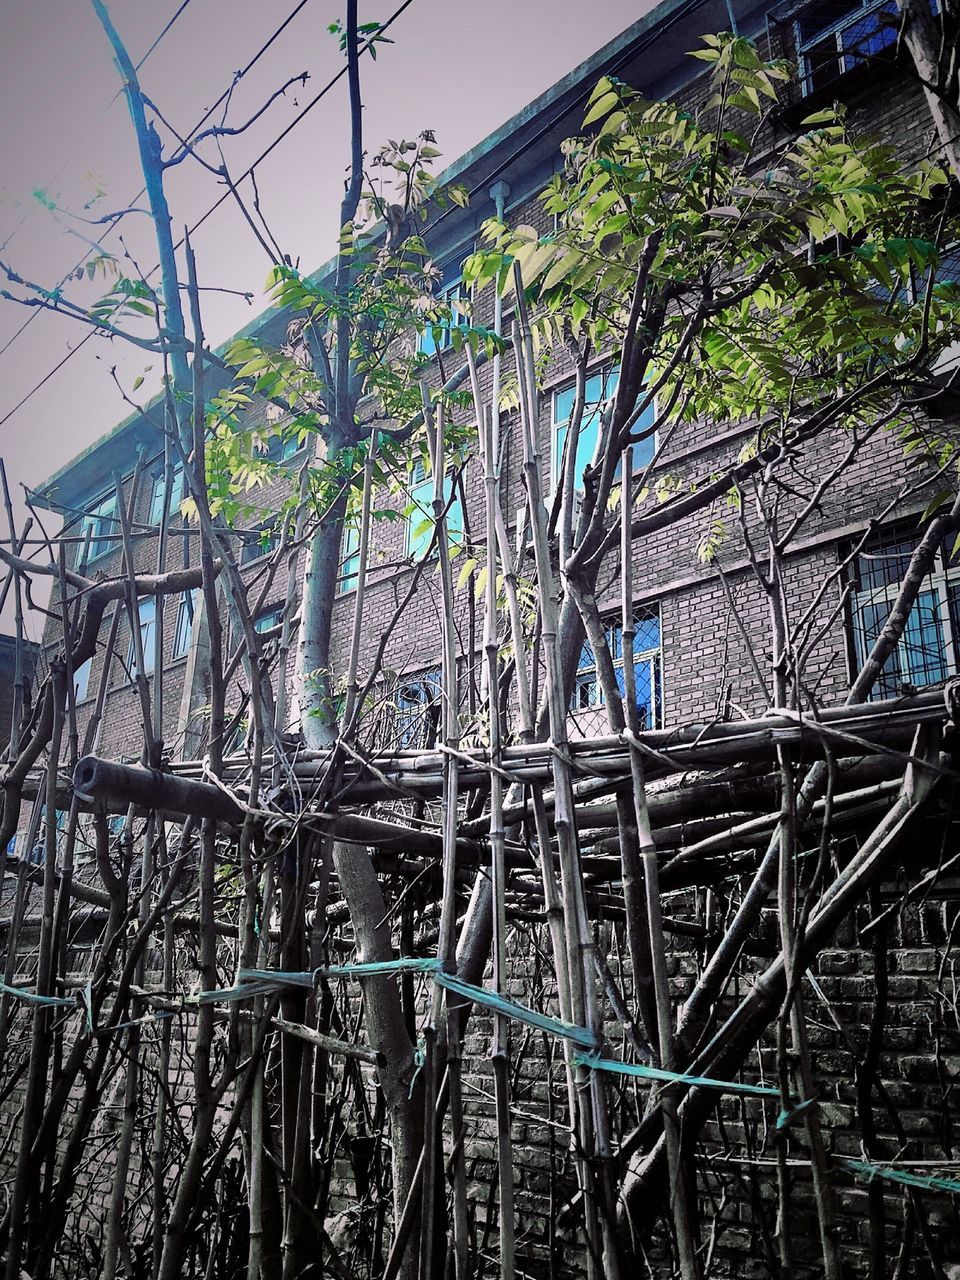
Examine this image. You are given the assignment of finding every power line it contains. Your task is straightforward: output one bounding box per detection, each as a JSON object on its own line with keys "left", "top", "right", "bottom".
{"left": 0, "top": 0, "right": 195, "bottom": 264}
{"left": 0, "top": 0, "right": 415, "bottom": 431}
{"left": 0, "top": 0, "right": 312, "bottom": 366}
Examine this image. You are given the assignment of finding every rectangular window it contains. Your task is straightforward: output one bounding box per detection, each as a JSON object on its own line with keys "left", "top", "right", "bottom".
{"left": 796, "top": 0, "right": 928, "bottom": 95}
{"left": 32, "top": 806, "right": 65, "bottom": 866}
{"left": 551, "top": 367, "right": 656, "bottom": 494}
{"left": 850, "top": 524, "right": 960, "bottom": 697}
{"left": 266, "top": 433, "right": 302, "bottom": 464}
{"left": 149, "top": 465, "right": 184, "bottom": 525}
{"left": 406, "top": 459, "right": 465, "bottom": 561}
{"left": 254, "top": 605, "right": 284, "bottom": 635}
{"left": 73, "top": 658, "right": 92, "bottom": 703}
{"left": 172, "top": 591, "right": 198, "bottom": 660}
{"left": 338, "top": 521, "right": 361, "bottom": 595}
{"left": 394, "top": 668, "right": 442, "bottom": 749}
{"left": 241, "top": 522, "right": 280, "bottom": 565}
{"left": 127, "top": 597, "right": 157, "bottom": 678}
{"left": 81, "top": 493, "right": 119, "bottom": 562}
{"left": 418, "top": 261, "right": 469, "bottom": 358}
{"left": 570, "top": 607, "right": 663, "bottom": 737}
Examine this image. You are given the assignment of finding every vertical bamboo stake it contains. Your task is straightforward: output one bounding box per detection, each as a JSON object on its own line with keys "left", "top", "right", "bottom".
{"left": 464, "top": 343, "right": 578, "bottom": 1136}
{"left": 479, "top": 398, "right": 517, "bottom": 1280}
{"left": 419, "top": 385, "right": 466, "bottom": 1278}
{"left": 620, "top": 444, "right": 700, "bottom": 1280}
{"left": 510, "top": 267, "right": 619, "bottom": 1280}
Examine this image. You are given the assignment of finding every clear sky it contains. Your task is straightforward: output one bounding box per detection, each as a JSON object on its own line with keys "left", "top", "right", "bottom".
{"left": 0, "top": 0, "right": 658, "bottom": 635}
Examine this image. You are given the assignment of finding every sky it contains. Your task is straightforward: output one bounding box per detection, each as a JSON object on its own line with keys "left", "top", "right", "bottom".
{"left": 0, "top": 0, "right": 658, "bottom": 635}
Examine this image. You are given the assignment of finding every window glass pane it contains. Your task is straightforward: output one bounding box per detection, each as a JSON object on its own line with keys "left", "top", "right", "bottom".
{"left": 254, "top": 606, "right": 283, "bottom": 634}
{"left": 241, "top": 523, "right": 280, "bottom": 564}
{"left": 634, "top": 610, "right": 661, "bottom": 654}
{"left": 150, "top": 466, "right": 184, "bottom": 525}
{"left": 128, "top": 598, "right": 157, "bottom": 677}
{"left": 551, "top": 366, "right": 654, "bottom": 493}
{"left": 407, "top": 474, "right": 463, "bottom": 561}
{"left": 857, "top": 532, "right": 919, "bottom": 591}
{"left": 859, "top": 598, "right": 898, "bottom": 696}
{"left": 842, "top": 1, "right": 898, "bottom": 69}
{"left": 418, "top": 271, "right": 466, "bottom": 358}
{"left": 798, "top": 0, "right": 860, "bottom": 44}
{"left": 395, "top": 669, "right": 442, "bottom": 747}
{"left": 172, "top": 591, "right": 197, "bottom": 660}
{"left": 83, "top": 494, "right": 118, "bottom": 561}
{"left": 570, "top": 609, "right": 662, "bottom": 734}
{"left": 902, "top": 590, "right": 949, "bottom": 686}
{"left": 73, "top": 658, "right": 91, "bottom": 702}
{"left": 338, "top": 523, "right": 361, "bottom": 594}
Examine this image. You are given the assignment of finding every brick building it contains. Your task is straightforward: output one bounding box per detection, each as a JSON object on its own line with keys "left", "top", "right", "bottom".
{"left": 8, "top": 0, "right": 960, "bottom": 1275}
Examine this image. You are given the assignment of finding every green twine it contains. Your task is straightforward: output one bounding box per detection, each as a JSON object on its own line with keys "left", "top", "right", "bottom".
{"left": 842, "top": 1158, "right": 960, "bottom": 1196}
{"left": 575, "top": 1051, "right": 782, "bottom": 1098}
{"left": 436, "top": 972, "right": 601, "bottom": 1051}
{"left": 0, "top": 980, "right": 75, "bottom": 1009}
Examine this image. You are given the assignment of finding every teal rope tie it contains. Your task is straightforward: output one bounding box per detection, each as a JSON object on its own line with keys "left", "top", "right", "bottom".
{"left": 842, "top": 1158, "right": 960, "bottom": 1196}
{"left": 0, "top": 980, "right": 75, "bottom": 1009}
{"left": 575, "top": 1050, "right": 789, "bottom": 1100}
{"left": 436, "top": 972, "right": 601, "bottom": 1051}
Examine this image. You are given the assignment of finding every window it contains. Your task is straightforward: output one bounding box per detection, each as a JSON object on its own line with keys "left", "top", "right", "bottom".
{"left": 850, "top": 524, "right": 960, "bottom": 698}
{"left": 796, "top": 0, "right": 927, "bottom": 96}
{"left": 551, "top": 366, "right": 656, "bottom": 494}
{"left": 127, "top": 598, "right": 157, "bottom": 678}
{"left": 149, "top": 465, "right": 184, "bottom": 525}
{"left": 254, "top": 605, "right": 284, "bottom": 635}
{"left": 395, "top": 668, "right": 442, "bottom": 749}
{"left": 31, "top": 806, "right": 65, "bottom": 865}
{"left": 266, "top": 433, "right": 302, "bottom": 464}
{"left": 418, "top": 261, "right": 469, "bottom": 358}
{"left": 81, "top": 493, "right": 118, "bottom": 562}
{"left": 73, "top": 658, "right": 92, "bottom": 703}
{"left": 570, "top": 607, "right": 663, "bottom": 737}
{"left": 172, "top": 591, "right": 198, "bottom": 660}
{"left": 241, "top": 522, "right": 280, "bottom": 565}
{"left": 406, "top": 459, "right": 465, "bottom": 561}
{"left": 338, "top": 522, "right": 361, "bottom": 595}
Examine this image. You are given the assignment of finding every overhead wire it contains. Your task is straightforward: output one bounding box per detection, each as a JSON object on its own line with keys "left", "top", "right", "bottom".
{"left": 0, "top": 0, "right": 416, "bottom": 432}
{"left": 0, "top": 0, "right": 196, "bottom": 269}
{"left": 0, "top": 0, "right": 313, "bottom": 371}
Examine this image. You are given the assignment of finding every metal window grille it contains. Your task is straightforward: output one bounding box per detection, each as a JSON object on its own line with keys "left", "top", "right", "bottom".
{"left": 569, "top": 606, "right": 663, "bottom": 738}
{"left": 394, "top": 669, "right": 443, "bottom": 750}
{"left": 850, "top": 524, "right": 960, "bottom": 697}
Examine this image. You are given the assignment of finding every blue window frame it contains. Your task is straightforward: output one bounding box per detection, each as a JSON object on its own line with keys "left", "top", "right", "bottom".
{"left": 406, "top": 460, "right": 465, "bottom": 561}
{"left": 395, "top": 668, "right": 442, "bottom": 749}
{"left": 851, "top": 525, "right": 960, "bottom": 697}
{"left": 149, "top": 465, "right": 184, "bottom": 525}
{"left": 172, "top": 591, "right": 198, "bottom": 660}
{"left": 254, "top": 605, "right": 284, "bottom": 635}
{"left": 81, "top": 493, "right": 119, "bottom": 562}
{"left": 127, "top": 598, "right": 157, "bottom": 678}
{"left": 551, "top": 366, "right": 656, "bottom": 494}
{"left": 418, "top": 262, "right": 469, "bottom": 358}
{"left": 570, "top": 607, "right": 663, "bottom": 736}
{"left": 337, "top": 521, "right": 361, "bottom": 594}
